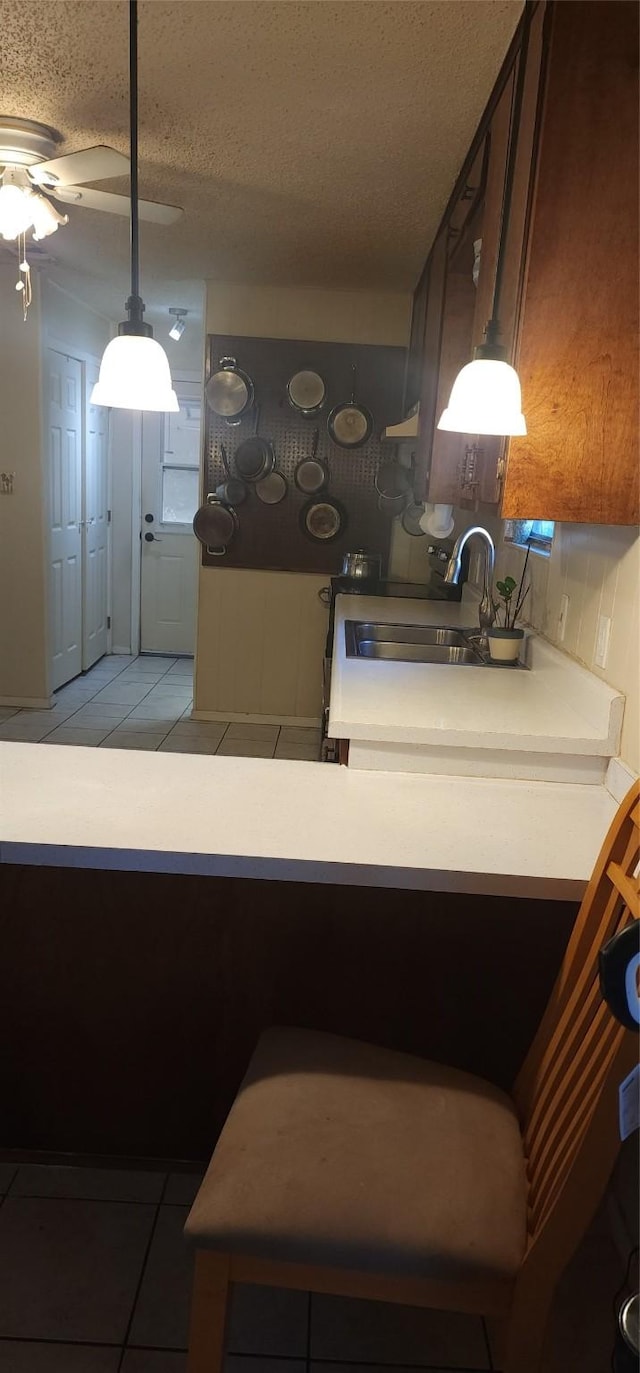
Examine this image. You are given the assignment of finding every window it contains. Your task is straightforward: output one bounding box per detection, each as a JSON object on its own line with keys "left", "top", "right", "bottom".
{"left": 504, "top": 519, "right": 555, "bottom": 555}
{"left": 161, "top": 397, "right": 201, "bottom": 526}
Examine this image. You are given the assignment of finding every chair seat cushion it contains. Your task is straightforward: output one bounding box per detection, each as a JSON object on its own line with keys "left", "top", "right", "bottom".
{"left": 185, "top": 1027, "right": 527, "bottom": 1287}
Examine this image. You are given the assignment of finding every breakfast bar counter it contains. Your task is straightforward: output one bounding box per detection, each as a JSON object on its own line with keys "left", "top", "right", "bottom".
{"left": 0, "top": 739, "right": 621, "bottom": 900}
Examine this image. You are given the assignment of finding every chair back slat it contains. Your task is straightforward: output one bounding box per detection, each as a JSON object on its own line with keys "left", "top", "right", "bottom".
{"left": 523, "top": 883, "right": 626, "bottom": 1157}
{"left": 514, "top": 781, "right": 640, "bottom": 1250}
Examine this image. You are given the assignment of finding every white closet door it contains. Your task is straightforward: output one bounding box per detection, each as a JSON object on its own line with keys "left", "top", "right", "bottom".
{"left": 83, "top": 364, "right": 109, "bottom": 669}
{"left": 48, "top": 350, "right": 83, "bottom": 690}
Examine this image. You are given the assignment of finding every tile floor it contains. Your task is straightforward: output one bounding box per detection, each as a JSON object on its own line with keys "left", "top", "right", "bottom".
{"left": 0, "top": 1159, "right": 627, "bottom": 1373}
{"left": 0, "top": 657, "right": 321, "bottom": 760}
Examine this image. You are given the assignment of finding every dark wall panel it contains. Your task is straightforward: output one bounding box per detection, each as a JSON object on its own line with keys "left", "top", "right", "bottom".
{"left": 0, "top": 863, "right": 577, "bottom": 1162}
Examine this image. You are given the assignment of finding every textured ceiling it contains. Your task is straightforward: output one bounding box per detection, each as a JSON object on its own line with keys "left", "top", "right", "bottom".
{"left": 0, "top": 0, "right": 522, "bottom": 318}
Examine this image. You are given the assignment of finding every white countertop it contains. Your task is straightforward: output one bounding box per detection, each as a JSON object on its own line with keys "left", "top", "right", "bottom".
{"left": 329, "top": 594, "right": 623, "bottom": 755}
{"left": 0, "top": 741, "right": 618, "bottom": 900}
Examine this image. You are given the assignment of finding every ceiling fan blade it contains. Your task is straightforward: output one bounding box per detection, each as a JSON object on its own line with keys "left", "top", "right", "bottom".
{"left": 30, "top": 145, "right": 129, "bottom": 187}
{"left": 53, "top": 186, "right": 183, "bottom": 225}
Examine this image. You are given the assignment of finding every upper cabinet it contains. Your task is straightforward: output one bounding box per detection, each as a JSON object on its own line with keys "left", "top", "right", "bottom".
{"left": 410, "top": 0, "right": 639, "bottom": 526}
{"left": 503, "top": 1, "right": 639, "bottom": 524}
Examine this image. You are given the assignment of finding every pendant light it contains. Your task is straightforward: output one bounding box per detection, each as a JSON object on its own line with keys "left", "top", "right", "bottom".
{"left": 91, "top": 1, "right": 178, "bottom": 412}
{"left": 438, "top": 6, "right": 532, "bottom": 438}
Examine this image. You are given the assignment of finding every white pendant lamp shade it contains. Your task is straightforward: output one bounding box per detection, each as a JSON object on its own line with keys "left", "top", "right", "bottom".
{"left": 90, "top": 335, "right": 179, "bottom": 412}
{"left": 437, "top": 358, "right": 526, "bottom": 437}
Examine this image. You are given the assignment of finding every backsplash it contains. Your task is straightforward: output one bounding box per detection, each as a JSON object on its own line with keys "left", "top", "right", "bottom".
{"left": 390, "top": 514, "right": 639, "bottom": 772}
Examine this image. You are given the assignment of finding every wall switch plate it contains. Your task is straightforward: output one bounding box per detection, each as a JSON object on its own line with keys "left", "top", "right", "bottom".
{"left": 595, "top": 614, "right": 611, "bottom": 668}
{"left": 557, "top": 593, "right": 569, "bottom": 641}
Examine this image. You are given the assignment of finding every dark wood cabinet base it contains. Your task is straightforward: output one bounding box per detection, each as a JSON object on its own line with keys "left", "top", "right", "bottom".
{"left": 1, "top": 863, "right": 577, "bottom": 1161}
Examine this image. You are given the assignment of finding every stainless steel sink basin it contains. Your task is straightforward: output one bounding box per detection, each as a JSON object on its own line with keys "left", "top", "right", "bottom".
{"left": 345, "top": 621, "right": 484, "bottom": 666}
{"left": 351, "top": 623, "right": 470, "bottom": 647}
{"left": 356, "top": 641, "right": 484, "bottom": 664}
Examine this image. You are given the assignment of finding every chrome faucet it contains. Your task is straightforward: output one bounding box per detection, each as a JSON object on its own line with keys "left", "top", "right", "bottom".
{"left": 443, "top": 525, "right": 497, "bottom": 637}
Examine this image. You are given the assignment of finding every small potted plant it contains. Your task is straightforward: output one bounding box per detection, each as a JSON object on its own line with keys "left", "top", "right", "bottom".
{"left": 488, "top": 549, "right": 530, "bottom": 664}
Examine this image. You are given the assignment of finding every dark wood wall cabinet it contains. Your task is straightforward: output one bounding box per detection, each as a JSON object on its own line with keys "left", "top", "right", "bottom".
{"left": 409, "top": 1, "right": 639, "bottom": 525}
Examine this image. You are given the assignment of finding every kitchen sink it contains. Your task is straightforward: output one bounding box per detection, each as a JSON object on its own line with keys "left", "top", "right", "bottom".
{"left": 344, "top": 620, "right": 508, "bottom": 667}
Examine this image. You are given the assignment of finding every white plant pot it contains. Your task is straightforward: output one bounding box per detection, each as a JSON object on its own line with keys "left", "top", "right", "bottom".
{"left": 487, "top": 627, "right": 525, "bottom": 664}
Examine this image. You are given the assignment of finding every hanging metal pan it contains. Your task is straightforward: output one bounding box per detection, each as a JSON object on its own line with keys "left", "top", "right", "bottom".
{"left": 300, "top": 497, "right": 346, "bottom": 544}
{"left": 287, "top": 369, "right": 326, "bottom": 418}
{"left": 205, "top": 356, "right": 254, "bottom": 424}
{"left": 294, "top": 428, "right": 329, "bottom": 495}
{"left": 327, "top": 364, "right": 373, "bottom": 449}
{"left": 256, "top": 470, "right": 288, "bottom": 505}
{"left": 215, "top": 442, "right": 248, "bottom": 506}
{"left": 193, "top": 495, "right": 238, "bottom": 555}
{"left": 234, "top": 406, "right": 275, "bottom": 483}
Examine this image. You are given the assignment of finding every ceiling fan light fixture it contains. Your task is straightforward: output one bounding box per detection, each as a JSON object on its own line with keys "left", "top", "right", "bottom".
{"left": 0, "top": 179, "right": 33, "bottom": 239}
{"left": 91, "top": 333, "right": 178, "bottom": 412}
{"left": 30, "top": 190, "right": 68, "bottom": 240}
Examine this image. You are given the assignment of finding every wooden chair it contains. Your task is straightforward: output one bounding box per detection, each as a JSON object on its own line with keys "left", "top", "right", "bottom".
{"left": 184, "top": 782, "right": 639, "bottom": 1373}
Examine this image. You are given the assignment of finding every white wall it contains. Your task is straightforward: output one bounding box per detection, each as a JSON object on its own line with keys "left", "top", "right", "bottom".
{"left": 196, "top": 283, "right": 411, "bottom": 719}
{"left": 496, "top": 523, "right": 640, "bottom": 773}
{"left": 0, "top": 268, "right": 50, "bottom": 704}
{"left": 206, "top": 284, "right": 411, "bottom": 346}
{"left": 42, "top": 278, "right": 112, "bottom": 360}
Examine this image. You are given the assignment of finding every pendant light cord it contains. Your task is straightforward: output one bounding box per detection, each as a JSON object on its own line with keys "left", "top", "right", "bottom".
{"left": 485, "top": 0, "right": 533, "bottom": 348}
{"left": 123, "top": 0, "right": 149, "bottom": 333}
{"left": 129, "top": 0, "right": 139, "bottom": 304}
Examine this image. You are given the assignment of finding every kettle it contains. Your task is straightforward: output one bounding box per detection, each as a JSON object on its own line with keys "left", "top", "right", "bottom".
{"left": 340, "top": 549, "right": 382, "bottom": 583}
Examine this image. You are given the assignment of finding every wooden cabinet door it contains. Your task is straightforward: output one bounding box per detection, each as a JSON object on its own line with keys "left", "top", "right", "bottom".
{"left": 503, "top": 0, "right": 639, "bottom": 524}
{"left": 474, "top": 2, "right": 547, "bottom": 510}
{"left": 403, "top": 261, "right": 429, "bottom": 418}
{"left": 413, "top": 229, "right": 448, "bottom": 499}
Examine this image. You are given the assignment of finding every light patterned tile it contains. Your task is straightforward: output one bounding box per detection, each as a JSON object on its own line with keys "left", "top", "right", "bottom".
{"left": 310, "top": 1293, "right": 488, "bottom": 1367}
{"left": 68, "top": 702, "right": 132, "bottom": 721}
{"left": 224, "top": 723, "right": 279, "bottom": 742}
{"left": 60, "top": 710, "right": 129, "bottom": 730}
{"left": 44, "top": 726, "right": 113, "bottom": 746}
{"left": 216, "top": 739, "right": 276, "bottom": 758}
{"left": 274, "top": 744, "right": 320, "bottom": 761}
{"left": 112, "top": 715, "right": 175, "bottom": 733}
{"left": 170, "top": 720, "right": 228, "bottom": 740}
{"left": 226, "top": 1285, "right": 309, "bottom": 1357}
{"left": 0, "top": 708, "right": 19, "bottom": 721}
{"left": 92, "top": 683, "right": 155, "bottom": 706}
{"left": 0, "top": 721, "right": 54, "bottom": 741}
{"left": 11, "top": 1165, "right": 165, "bottom": 1203}
{"left": 158, "top": 735, "right": 220, "bottom": 755}
{"left": 128, "top": 1207, "right": 191, "bottom": 1350}
{"left": 0, "top": 1196, "right": 155, "bottom": 1342}
{"left": 279, "top": 726, "right": 322, "bottom": 745}
{"left": 128, "top": 700, "right": 191, "bottom": 721}
{"left": 100, "top": 733, "right": 165, "bottom": 750}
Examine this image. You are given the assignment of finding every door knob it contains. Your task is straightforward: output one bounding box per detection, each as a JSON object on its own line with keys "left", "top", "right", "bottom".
{"left": 144, "top": 532, "right": 155, "bottom": 542}
{"left": 144, "top": 513, "right": 154, "bottom": 523}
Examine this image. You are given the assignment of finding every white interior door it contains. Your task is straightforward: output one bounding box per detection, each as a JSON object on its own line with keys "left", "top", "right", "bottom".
{"left": 83, "top": 363, "right": 109, "bottom": 669}
{"left": 48, "top": 349, "right": 83, "bottom": 690}
{"left": 140, "top": 385, "right": 200, "bottom": 655}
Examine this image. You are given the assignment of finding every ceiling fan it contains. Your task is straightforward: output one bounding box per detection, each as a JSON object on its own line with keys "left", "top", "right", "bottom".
{"left": 0, "top": 116, "right": 182, "bottom": 242}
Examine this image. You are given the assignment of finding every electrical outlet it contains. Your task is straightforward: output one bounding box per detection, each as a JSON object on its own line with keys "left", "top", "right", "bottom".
{"left": 557, "top": 593, "right": 569, "bottom": 641}
{"left": 595, "top": 614, "right": 611, "bottom": 669}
